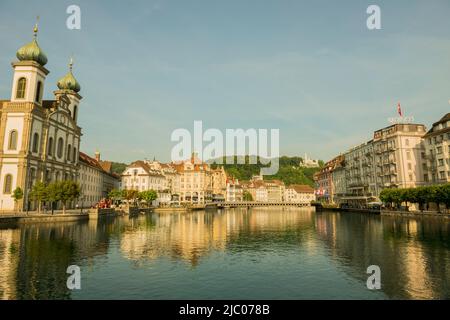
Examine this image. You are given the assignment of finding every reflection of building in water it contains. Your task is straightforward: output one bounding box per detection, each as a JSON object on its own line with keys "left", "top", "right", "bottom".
{"left": 0, "top": 229, "right": 20, "bottom": 299}
{"left": 120, "top": 208, "right": 315, "bottom": 266}
{"left": 314, "top": 213, "right": 450, "bottom": 299}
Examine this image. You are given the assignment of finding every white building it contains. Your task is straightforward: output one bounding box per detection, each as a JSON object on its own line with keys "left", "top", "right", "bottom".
{"left": 0, "top": 25, "right": 83, "bottom": 212}
{"left": 225, "top": 178, "right": 243, "bottom": 202}
{"left": 284, "top": 185, "right": 316, "bottom": 204}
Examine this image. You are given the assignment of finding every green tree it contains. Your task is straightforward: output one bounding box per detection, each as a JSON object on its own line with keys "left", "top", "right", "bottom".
{"left": 108, "top": 189, "right": 122, "bottom": 203}
{"left": 139, "top": 190, "right": 158, "bottom": 207}
{"left": 59, "top": 180, "right": 81, "bottom": 214}
{"left": 11, "top": 187, "right": 23, "bottom": 213}
{"left": 29, "top": 182, "right": 47, "bottom": 213}
{"left": 435, "top": 184, "right": 450, "bottom": 212}
{"left": 46, "top": 182, "right": 60, "bottom": 215}
{"left": 122, "top": 189, "right": 139, "bottom": 205}
{"left": 243, "top": 190, "right": 253, "bottom": 201}
{"left": 380, "top": 189, "right": 393, "bottom": 208}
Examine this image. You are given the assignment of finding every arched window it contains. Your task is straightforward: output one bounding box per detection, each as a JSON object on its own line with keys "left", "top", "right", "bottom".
{"left": 73, "top": 148, "right": 77, "bottom": 163}
{"left": 73, "top": 105, "right": 78, "bottom": 121}
{"left": 32, "top": 133, "right": 39, "bottom": 153}
{"left": 55, "top": 171, "right": 60, "bottom": 181}
{"left": 35, "top": 81, "right": 42, "bottom": 102}
{"left": 3, "top": 174, "right": 13, "bottom": 194}
{"left": 48, "top": 137, "right": 54, "bottom": 156}
{"left": 8, "top": 130, "right": 18, "bottom": 150}
{"left": 57, "top": 138, "right": 64, "bottom": 159}
{"left": 16, "top": 78, "right": 26, "bottom": 99}
{"left": 67, "top": 144, "right": 72, "bottom": 161}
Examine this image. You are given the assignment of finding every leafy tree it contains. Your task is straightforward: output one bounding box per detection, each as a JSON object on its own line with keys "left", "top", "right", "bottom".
{"left": 29, "top": 182, "right": 47, "bottom": 213}
{"left": 243, "top": 190, "right": 253, "bottom": 201}
{"left": 122, "top": 189, "right": 139, "bottom": 205}
{"left": 108, "top": 189, "right": 122, "bottom": 203}
{"left": 139, "top": 190, "right": 158, "bottom": 207}
{"left": 11, "top": 187, "right": 23, "bottom": 213}
{"left": 46, "top": 182, "right": 60, "bottom": 215}
{"left": 59, "top": 180, "right": 81, "bottom": 214}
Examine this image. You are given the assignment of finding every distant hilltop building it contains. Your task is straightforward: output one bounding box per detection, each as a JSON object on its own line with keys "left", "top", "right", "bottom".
{"left": 299, "top": 154, "right": 320, "bottom": 168}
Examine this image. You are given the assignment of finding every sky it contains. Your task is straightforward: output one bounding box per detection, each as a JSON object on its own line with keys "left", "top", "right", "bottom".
{"left": 0, "top": 0, "right": 449, "bottom": 164}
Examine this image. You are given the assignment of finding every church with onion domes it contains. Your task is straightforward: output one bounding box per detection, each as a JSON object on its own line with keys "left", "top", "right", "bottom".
{"left": 0, "top": 23, "right": 84, "bottom": 212}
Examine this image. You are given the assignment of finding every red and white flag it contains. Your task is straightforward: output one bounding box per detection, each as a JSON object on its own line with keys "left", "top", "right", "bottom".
{"left": 397, "top": 102, "right": 403, "bottom": 117}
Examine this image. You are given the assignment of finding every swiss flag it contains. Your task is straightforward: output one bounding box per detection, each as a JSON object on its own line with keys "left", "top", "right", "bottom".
{"left": 397, "top": 102, "right": 403, "bottom": 117}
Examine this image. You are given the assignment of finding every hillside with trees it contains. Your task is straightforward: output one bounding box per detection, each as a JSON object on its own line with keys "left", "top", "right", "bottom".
{"left": 210, "top": 156, "right": 322, "bottom": 187}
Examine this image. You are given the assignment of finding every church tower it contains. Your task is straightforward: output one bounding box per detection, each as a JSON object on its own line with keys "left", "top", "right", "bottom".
{"left": 55, "top": 57, "right": 82, "bottom": 123}
{"left": 11, "top": 23, "right": 49, "bottom": 105}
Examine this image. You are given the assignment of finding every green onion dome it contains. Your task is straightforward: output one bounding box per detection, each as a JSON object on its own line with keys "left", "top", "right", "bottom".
{"left": 16, "top": 24, "right": 48, "bottom": 66}
{"left": 57, "top": 58, "right": 81, "bottom": 93}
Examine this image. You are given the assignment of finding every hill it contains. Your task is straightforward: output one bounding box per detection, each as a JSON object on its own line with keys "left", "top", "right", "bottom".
{"left": 210, "top": 156, "right": 322, "bottom": 187}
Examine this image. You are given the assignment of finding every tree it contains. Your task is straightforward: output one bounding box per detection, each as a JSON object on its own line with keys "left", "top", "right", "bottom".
{"left": 46, "top": 182, "right": 60, "bottom": 215}
{"left": 139, "top": 190, "right": 158, "bottom": 207}
{"left": 380, "top": 189, "right": 393, "bottom": 208}
{"left": 122, "top": 189, "right": 139, "bottom": 205}
{"left": 108, "top": 189, "right": 122, "bottom": 204}
{"left": 435, "top": 184, "right": 450, "bottom": 212}
{"left": 59, "top": 180, "right": 81, "bottom": 214}
{"left": 29, "top": 182, "right": 47, "bottom": 213}
{"left": 243, "top": 190, "right": 253, "bottom": 201}
{"left": 11, "top": 187, "right": 23, "bottom": 213}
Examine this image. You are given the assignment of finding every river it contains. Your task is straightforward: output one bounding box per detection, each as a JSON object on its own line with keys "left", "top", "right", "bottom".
{"left": 0, "top": 208, "right": 449, "bottom": 299}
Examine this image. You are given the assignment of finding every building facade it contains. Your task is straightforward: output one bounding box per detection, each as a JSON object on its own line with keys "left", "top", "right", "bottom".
{"left": 423, "top": 113, "right": 450, "bottom": 184}
{"left": 0, "top": 25, "right": 83, "bottom": 212}
{"left": 79, "top": 152, "right": 120, "bottom": 208}
{"left": 284, "top": 185, "right": 315, "bottom": 204}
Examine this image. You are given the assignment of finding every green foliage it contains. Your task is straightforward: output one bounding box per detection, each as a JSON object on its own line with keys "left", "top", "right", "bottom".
{"left": 243, "top": 190, "right": 253, "bottom": 201}
{"left": 380, "top": 184, "right": 450, "bottom": 211}
{"left": 111, "top": 162, "right": 128, "bottom": 175}
{"left": 210, "top": 155, "right": 320, "bottom": 187}
{"left": 139, "top": 190, "right": 158, "bottom": 205}
{"left": 12, "top": 187, "right": 24, "bottom": 201}
{"left": 108, "top": 189, "right": 122, "bottom": 201}
{"left": 122, "top": 189, "right": 139, "bottom": 201}
{"left": 29, "top": 182, "right": 48, "bottom": 213}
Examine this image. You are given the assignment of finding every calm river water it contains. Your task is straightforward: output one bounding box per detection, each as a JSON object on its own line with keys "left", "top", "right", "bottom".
{"left": 0, "top": 208, "right": 449, "bottom": 299}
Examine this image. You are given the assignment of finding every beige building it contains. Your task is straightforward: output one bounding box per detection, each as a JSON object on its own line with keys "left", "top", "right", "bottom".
{"left": 423, "top": 113, "right": 450, "bottom": 184}
{"left": 0, "top": 25, "right": 82, "bottom": 212}
{"left": 225, "top": 178, "right": 243, "bottom": 202}
{"left": 373, "top": 123, "right": 427, "bottom": 190}
{"left": 79, "top": 152, "right": 120, "bottom": 207}
{"left": 284, "top": 185, "right": 315, "bottom": 204}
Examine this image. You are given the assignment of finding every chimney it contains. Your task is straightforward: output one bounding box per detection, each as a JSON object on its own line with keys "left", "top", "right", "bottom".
{"left": 95, "top": 151, "right": 100, "bottom": 162}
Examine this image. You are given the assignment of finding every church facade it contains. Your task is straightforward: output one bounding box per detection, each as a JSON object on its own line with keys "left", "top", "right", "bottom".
{"left": 0, "top": 24, "right": 83, "bottom": 212}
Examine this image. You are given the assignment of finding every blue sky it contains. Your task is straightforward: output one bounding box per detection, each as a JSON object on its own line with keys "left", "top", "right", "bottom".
{"left": 0, "top": 0, "right": 449, "bottom": 163}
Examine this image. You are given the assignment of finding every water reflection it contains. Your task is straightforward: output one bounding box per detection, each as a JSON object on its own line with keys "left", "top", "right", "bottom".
{"left": 0, "top": 208, "right": 449, "bottom": 299}
{"left": 314, "top": 212, "right": 450, "bottom": 299}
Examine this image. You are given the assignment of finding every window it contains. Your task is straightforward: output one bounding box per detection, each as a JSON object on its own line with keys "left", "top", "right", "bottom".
{"left": 57, "top": 138, "right": 64, "bottom": 158}
{"left": 73, "top": 148, "right": 77, "bottom": 163}
{"left": 438, "top": 159, "right": 444, "bottom": 166}
{"left": 48, "top": 137, "right": 53, "bottom": 156}
{"left": 406, "top": 151, "right": 411, "bottom": 160}
{"left": 67, "top": 144, "right": 72, "bottom": 161}
{"left": 35, "top": 81, "right": 42, "bottom": 102}
{"left": 437, "top": 146, "right": 443, "bottom": 154}
{"left": 3, "top": 174, "right": 13, "bottom": 194}
{"left": 73, "top": 105, "right": 78, "bottom": 121}
{"left": 8, "top": 130, "right": 18, "bottom": 150}
{"left": 405, "top": 139, "right": 409, "bottom": 146}
{"left": 16, "top": 78, "right": 26, "bottom": 99}
{"left": 32, "top": 133, "right": 39, "bottom": 153}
